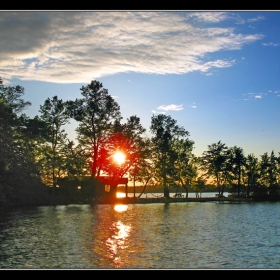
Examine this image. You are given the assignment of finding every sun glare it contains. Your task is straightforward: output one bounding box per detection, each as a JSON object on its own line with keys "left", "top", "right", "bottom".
{"left": 117, "top": 192, "right": 125, "bottom": 198}
{"left": 113, "top": 151, "right": 126, "bottom": 165}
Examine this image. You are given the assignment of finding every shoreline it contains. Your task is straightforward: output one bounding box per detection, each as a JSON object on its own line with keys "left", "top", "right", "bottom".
{"left": 94, "top": 196, "right": 253, "bottom": 205}
{"left": 2, "top": 195, "right": 278, "bottom": 209}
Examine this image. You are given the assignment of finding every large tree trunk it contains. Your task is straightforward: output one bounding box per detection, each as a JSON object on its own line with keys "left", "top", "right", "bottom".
{"left": 237, "top": 168, "right": 241, "bottom": 195}
{"left": 163, "top": 166, "right": 169, "bottom": 198}
{"left": 164, "top": 188, "right": 170, "bottom": 198}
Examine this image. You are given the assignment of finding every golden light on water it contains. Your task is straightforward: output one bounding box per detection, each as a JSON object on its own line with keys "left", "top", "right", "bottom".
{"left": 114, "top": 204, "right": 128, "bottom": 212}
{"left": 106, "top": 221, "right": 131, "bottom": 267}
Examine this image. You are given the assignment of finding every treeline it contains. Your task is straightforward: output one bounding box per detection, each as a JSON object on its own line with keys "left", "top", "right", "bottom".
{"left": 1, "top": 78, "right": 280, "bottom": 207}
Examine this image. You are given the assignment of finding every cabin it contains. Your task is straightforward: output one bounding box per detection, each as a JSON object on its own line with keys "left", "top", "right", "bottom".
{"left": 95, "top": 176, "right": 128, "bottom": 204}
{"left": 56, "top": 176, "right": 128, "bottom": 204}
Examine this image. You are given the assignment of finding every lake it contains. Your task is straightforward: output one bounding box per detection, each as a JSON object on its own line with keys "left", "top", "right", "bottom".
{"left": 0, "top": 199, "right": 280, "bottom": 269}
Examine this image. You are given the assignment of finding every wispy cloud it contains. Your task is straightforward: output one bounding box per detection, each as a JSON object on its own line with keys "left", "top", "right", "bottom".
{"left": 157, "top": 104, "right": 183, "bottom": 111}
{"left": 189, "top": 12, "right": 228, "bottom": 23}
{"left": 241, "top": 90, "right": 278, "bottom": 100}
{"left": 152, "top": 103, "right": 196, "bottom": 114}
{"left": 262, "top": 42, "right": 279, "bottom": 47}
{"left": 0, "top": 11, "right": 263, "bottom": 84}
{"left": 247, "top": 16, "right": 265, "bottom": 22}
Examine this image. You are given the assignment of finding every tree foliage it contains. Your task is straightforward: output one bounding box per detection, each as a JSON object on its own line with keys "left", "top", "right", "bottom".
{"left": 172, "top": 138, "right": 197, "bottom": 197}
{"left": 150, "top": 114, "right": 190, "bottom": 198}
{"left": 200, "top": 140, "right": 229, "bottom": 195}
{"left": 38, "top": 96, "right": 70, "bottom": 187}
{"left": 0, "top": 80, "right": 51, "bottom": 206}
{"left": 228, "top": 146, "right": 246, "bottom": 195}
{"left": 66, "top": 80, "right": 122, "bottom": 178}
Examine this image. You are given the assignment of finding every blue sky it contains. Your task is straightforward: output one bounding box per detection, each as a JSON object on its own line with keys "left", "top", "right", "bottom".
{"left": 1, "top": 11, "right": 280, "bottom": 158}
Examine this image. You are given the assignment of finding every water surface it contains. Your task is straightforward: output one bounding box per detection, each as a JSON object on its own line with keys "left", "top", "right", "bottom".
{"left": 0, "top": 201, "right": 280, "bottom": 269}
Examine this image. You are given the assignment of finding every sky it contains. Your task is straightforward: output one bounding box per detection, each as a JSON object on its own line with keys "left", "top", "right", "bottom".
{"left": 1, "top": 10, "right": 280, "bottom": 158}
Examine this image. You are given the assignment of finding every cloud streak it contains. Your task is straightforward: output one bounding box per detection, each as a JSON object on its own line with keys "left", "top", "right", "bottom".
{"left": 157, "top": 104, "right": 184, "bottom": 111}
{"left": 262, "top": 42, "right": 279, "bottom": 47}
{"left": 0, "top": 11, "right": 263, "bottom": 84}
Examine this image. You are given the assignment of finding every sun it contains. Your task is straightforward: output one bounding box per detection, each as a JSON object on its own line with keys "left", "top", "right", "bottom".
{"left": 112, "top": 151, "right": 126, "bottom": 165}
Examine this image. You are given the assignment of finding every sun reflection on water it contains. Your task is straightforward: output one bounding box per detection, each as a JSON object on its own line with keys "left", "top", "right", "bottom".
{"left": 106, "top": 220, "right": 131, "bottom": 267}
{"left": 114, "top": 204, "right": 128, "bottom": 212}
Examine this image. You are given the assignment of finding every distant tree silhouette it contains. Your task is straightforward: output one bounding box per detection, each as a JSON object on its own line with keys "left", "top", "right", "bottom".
{"left": 172, "top": 138, "right": 197, "bottom": 198}
{"left": 228, "top": 146, "right": 246, "bottom": 195}
{"left": 200, "top": 141, "right": 229, "bottom": 196}
{"left": 259, "top": 151, "right": 280, "bottom": 197}
{"left": 244, "top": 153, "right": 260, "bottom": 197}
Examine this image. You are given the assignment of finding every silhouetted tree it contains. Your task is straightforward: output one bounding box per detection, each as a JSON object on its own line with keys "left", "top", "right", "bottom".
{"left": 101, "top": 115, "right": 147, "bottom": 179}
{"left": 244, "top": 153, "right": 260, "bottom": 197}
{"left": 200, "top": 141, "right": 229, "bottom": 196}
{"left": 0, "top": 80, "right": 50, "bottom": 206}
{"left": 129, "top": 137, "right": 157, "bottom": 198}
{"left": 38, "top": 96, "right": 70, "bottom": 188}
{"left": 228, "top": 146, "right": 246, "bottom": 195}
{"left": 60, "top": 140, "right": 89, "bottom": 180}
{"left": 66, "top": 80, "right": 122, "bottom": 180}
{"left": 259, "top": 151, "right": 280, "bottom": 197}
{"left": 150, "top": 114, "right": 190, "bottom": 198}
{"left": 172, "top": 138, "right": 197, "bottom": 198}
